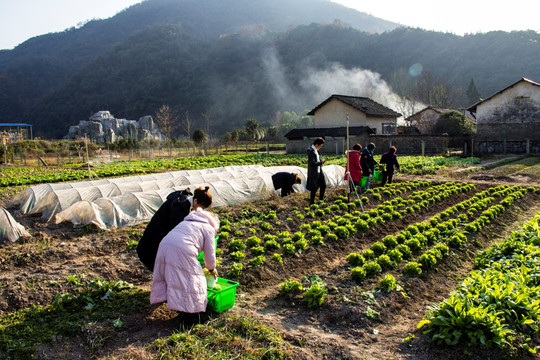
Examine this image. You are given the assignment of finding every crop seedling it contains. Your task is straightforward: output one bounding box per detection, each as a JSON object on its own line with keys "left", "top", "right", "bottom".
{"left": 279, "top": 279, "right": 303, "bottom": 295}
{"left": 303, "top": 283, "right": 328, "bottom": 308}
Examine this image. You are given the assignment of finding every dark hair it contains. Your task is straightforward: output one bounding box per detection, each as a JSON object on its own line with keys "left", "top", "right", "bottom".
{"left": 352, "top": 143, "right": 362, "bottom": 151}
{"left": 193, "top": 186, "right": 212, "bottom": 208}
{"left": 367, "top": 143, "right": 375, "bottom": 150}
{"left": 389, "top": 146, "right": 397, "bottom": 154}
{"left": 313, "top": 137, "right": 325, "bottom": 146}
{"left": 294, "top": 173, "right": 302, "bottom": 184}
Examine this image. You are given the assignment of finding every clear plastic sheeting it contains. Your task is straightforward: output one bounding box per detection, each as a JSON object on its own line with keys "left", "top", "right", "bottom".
{"left": 12, "top": 165, "right": 345, "bottom": 230}
{"left": 0, "top": 207, "right": 30, "bottom": 243}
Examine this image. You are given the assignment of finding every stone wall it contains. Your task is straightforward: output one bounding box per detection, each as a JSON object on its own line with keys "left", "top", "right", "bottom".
{"left": 285, "top": 135, "right": 450, "bottom": 156}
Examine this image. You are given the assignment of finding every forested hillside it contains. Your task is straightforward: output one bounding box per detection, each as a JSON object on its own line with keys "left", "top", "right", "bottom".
{"left": 0, "top": 0, "right": 539, "bottom": 139}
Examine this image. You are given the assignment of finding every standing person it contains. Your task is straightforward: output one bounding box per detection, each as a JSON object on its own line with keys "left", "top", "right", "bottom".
{"left": 360, "top": 142, "right": 377, "bottom": 191}
{"left": 272, "top": 172, "right": 302, "bottom": 197}
{"left": 380, "top": 146, "right": 400, "bottom": 186}
{"left": 345, "top": 143, "right": 362, "bottom": 192}
{"left": 150, "top": 186, "right": 219, "bottom": 327}
{"left": 307, "top": 137, "right": 326, "bottom": 205}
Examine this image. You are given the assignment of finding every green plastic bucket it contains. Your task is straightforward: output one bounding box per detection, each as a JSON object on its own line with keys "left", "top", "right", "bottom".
{"left": 207, "top": 278, "right": 239, "bottom": 313}
{"left": 373, "top": 171, "right": 383, "bottom": 181}
{"left": 360, "top": 176, "right": 368, "bottom": 187}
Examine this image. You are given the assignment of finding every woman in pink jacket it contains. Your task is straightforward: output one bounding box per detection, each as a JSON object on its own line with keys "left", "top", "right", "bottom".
{"left": 150, "top": 186, "right": 219, "bottom": 326}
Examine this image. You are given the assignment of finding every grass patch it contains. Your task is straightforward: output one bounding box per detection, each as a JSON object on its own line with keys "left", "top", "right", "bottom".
{"left": 0, "top": 278, "right": 148, "bottom": 359}
{"left": 151, "top": 314, "right": 290, "bottom": 359}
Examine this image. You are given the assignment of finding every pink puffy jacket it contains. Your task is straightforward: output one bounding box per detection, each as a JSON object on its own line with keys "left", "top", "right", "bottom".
{"left": 150, "top": 208, "right": 219, "bottom": 313}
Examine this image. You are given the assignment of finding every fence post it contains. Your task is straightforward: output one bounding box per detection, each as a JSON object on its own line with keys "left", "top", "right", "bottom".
{"left": 503, "top": 137, "right": 507, "bottom": 155}
{"left": 463, "top": 142, "right": 467, "bottom": 156}
{"left": 526, "top": 139, "right": 530, "bottom": 154}
{"left": 421, "top": 141, "right": 425, "bottom": 157}
{"left": 266, "top": 143, "right": 269, "bottom": 154}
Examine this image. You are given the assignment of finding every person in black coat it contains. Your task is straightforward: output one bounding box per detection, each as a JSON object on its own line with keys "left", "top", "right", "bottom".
{"left": 380, "top": 146, "right": 400, "bottom": 186}
{"left": 272, "top": 172, "right": 301, "bottom": 197}
{"left": 136, "top": 188, "right": 193, "bottom": 271}
{"left": 360, "top": 142, "right": 376, "bottom": 191}
{"left": 306, "top": 137, "right": 326, "bottom": 205}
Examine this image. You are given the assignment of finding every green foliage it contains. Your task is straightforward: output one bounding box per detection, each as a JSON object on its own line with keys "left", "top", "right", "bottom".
{"left": 403, "top": 262, "right": 422, "bottom": 276}
{"left": 303, "top": 283, "right": 328, "bottom": 308}
{"left": 351, "top": 267, "right": 367, "bottom": 282}
{"left": 228, "top": 263, "right": 244, "bottom": 278}
{"left": 378, "top": 274, "right": 397, "bottom": 293}
{"left": 279, "top": 279, "right": 303, "bottom": 295}
{"left": 0, "top": 278, "right": 147, "bottom": 359}
{"left": 346, "top": 253, "right": 365, "bottom": 266}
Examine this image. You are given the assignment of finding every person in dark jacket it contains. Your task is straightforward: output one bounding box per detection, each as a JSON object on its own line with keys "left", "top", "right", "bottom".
{"left": 306, "top": 137, "right": 326, "bottom": 205}
{"left": 380, "top": 146, "right": 400, "bottom": 186}
{"left": 272, "top": 172, "right": 301, "bottom": 197}
{"left": 137, "top": 188, "right": 193, "bottom": 271}
{"left": 360, "top": 142, "right": 376, "bottom": 192}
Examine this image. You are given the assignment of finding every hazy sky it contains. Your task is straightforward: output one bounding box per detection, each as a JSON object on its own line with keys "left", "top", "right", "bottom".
{"left": 1, "top": 0, "right": 539, "bottom": 50}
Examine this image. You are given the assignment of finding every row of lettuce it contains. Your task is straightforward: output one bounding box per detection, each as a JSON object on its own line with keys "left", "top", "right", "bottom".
{"left": 418, "top": 211, "right": 540, "bottom": 354}
{"left": 0, "top": 154, "right": 478, "bottom": 187}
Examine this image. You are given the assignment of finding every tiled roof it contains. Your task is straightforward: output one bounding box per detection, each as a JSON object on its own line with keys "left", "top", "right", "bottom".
{"left": 307, "top": 95, "right": 401, "bottom": 117}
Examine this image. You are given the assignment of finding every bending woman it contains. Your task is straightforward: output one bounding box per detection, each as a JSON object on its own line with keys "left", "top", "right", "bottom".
{"left": 150, "top": 186, "right": 219, "bottom": 326}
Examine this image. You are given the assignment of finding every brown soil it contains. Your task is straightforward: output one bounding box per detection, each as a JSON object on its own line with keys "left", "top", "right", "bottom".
{"left": 0, "top": 170, "right": 539, "bottom": 360}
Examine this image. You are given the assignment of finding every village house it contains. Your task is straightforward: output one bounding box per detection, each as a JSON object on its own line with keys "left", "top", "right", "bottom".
{"left": 284, "top": 95, "right": 401, "bottom": 154}
{"left": 467, "top": 78, "right": 540, "bottom": 153}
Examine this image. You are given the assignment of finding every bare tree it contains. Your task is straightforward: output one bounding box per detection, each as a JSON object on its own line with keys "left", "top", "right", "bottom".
{"left": 201, "top": 109, "right": 212, "bottom": 140}
{"left": 180, "top": 110, "right": 193, "bottom": 139}
{"left": 155, "top": 104, "right": 179, "bottom": 156}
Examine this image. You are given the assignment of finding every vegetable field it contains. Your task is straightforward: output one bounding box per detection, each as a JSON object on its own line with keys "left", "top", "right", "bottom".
{"left": 0, "top": 154, "right": 539, "bottom": 359}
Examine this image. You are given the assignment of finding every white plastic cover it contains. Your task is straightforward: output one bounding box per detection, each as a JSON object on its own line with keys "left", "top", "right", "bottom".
{"left": 0, "top": 207, "right": 30, "bottom": 243}
{"left": 11, "top": 165, "right": 345, "bottom": 230}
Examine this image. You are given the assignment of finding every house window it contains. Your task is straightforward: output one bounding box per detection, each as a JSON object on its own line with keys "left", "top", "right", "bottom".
{"left": 382, "top": 123, "right": 396, "bottom": 135}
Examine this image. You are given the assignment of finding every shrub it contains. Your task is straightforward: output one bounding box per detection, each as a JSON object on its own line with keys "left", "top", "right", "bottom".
{"left": 403, "top": 261, "right": 422, "bottom": 276}
{"left": 250, "top": 246, "right": 264, "bottom": 255}
{"left": 334, "top": 226, "right": 350, "bottom": 239}
{"left": 363, "top": 261, "right": 382, "bottom": 276}
{"left": 351, "top": 267, "right": 366, "bottom": 282}
{"left": 404, "top": 238, "right": 422, "bottom": 252}
{"left": 325, "top": 233, "right": 338, "bottom": 243}
{"left": 346, "top": 253, "right": 365, "bottom": 266}
{"left": 295, "top": 239, "right": 309, "bottom": 252}
{"left": 387, "top": 249, "right": 403, "bottom": 263}
{"left": 303, "top": 283, "right": 328, "bottom": 308}
{"left": 264, "top": 239, "right": 281, "bottom": 251}
{"left": 378, "top": 274, "right": 397, "bottom": 292}
{"left": 228, "top": 263, "right": 244, "bottom": 278}
{"left": 245, "top": 236, "right": 261, "bottom": 248}
{"left": 248, "top": 255, "right": 266, "bottom": 267}
{"left": 227, "top": 239, "right": 246, "bottom": 252}
{"left": 271, "top": 253, "right": 283, "bottom": 264}
{"left": 229, "top": 251, "right": 246, "bottom": 261}
{"left": 283, "top": 244, "right": 295, "bottom": 255}
{"left": 417, "top": 253, "right": 437, "bottom": 269}
{"left": 279, "top": 279, "right": 303, "bottom": 295}
{"left": 370, "top": 241, "right": 387, "bottom": 256}
{"left": 363, "top": 249, "right": 375, "bottom": 260}
{"left": 291, "top": 232, "right": 304, "bottom": 242}
{"left": 377, "top": 254, "right": 396, "bottom": 270}
{"left": 382, "top": 235, "right": 398, "bottom": 249}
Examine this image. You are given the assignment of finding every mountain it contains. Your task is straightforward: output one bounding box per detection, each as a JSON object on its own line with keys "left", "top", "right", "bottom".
{"left": 1, "top": 0, "right": 539, "bottom": 139}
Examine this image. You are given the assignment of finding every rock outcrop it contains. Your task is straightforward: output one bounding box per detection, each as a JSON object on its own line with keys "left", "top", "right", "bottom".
{"left": 65, "top": 111, "right": 162, "bottom": 144}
